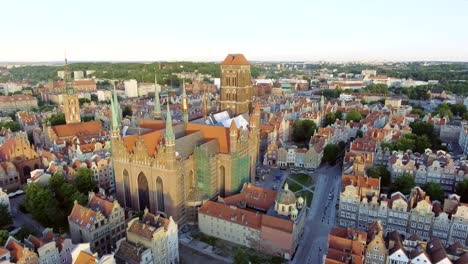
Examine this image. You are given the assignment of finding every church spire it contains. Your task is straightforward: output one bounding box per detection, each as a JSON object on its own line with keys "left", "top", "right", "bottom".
{"left": 64, "top": 52, "right": 74, "bottom": 95}
{"left": 165, "top": 102, "right": 175, "bottom": 144}
{"left": 154, "top": 71, "right": 162, "bottom": 119}
{"left": 181, "top": 80, "right": 188, "bottom": 124}
{"left": 111, "top": 82, "right": 120, "bottom": 137}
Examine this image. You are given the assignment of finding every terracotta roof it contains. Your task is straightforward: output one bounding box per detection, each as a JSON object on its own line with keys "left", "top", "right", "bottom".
{"left": 52, "top": 120, "right": 103, "bottom": 138}
{"left": 69, "top": 203, "right": 97, "bottom": 229}
{"left": 0, "top": 95, "right": 36, "bottom": 102}
{"left": 199, "top": 201, "right": 262, "bottom": 230}
{"left": 0, "top": 247, "right": 8, "bottom": 256}
{"left": 221, "top": 54, "right": 250, "bottom": 65}
{"left": 186, "top": 123, "right": 230, "bottom": 154}
{"left": 88, "top": 194, "right": 114, "bottom": 217}
{"left": 5, "top": 238, "right": 24, "bottom": 262}
{"left": 223, "top": 183, "right": 277, "bottom": 211}
{"left": 123, "top": 130, "right": 163, "bottom": 156}
{"left": 75, "top": 251, "right": 96, "bottom": 264}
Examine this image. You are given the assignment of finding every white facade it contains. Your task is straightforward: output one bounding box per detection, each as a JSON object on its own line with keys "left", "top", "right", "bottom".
{"left": 73, "top": 71, "right": 84, "bottom": 80}
{"left": 124, "top": 79, "right": 138, "bottom": 98}
{"left": 57, "top": 71, "right": 65, "bottom": 79}
{"left": 0, "top": 188, "right": 10, "bottom": 213}
{"left": 96, "top": 90, "right": 111, "bottom": 101}
{"left": 166, "top": 216, "right": 179, "bottom": 264}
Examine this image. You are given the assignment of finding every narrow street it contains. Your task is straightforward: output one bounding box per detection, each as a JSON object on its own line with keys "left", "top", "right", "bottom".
{"left": 9, "top": 194, "right": 45, "bottom": 234}
{"left": 292, "top": 164, "right": 342, "bottom": 264}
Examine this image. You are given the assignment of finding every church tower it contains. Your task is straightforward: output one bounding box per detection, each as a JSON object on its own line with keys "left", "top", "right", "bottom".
{"left": 220, "top": 54, "right": 252, "bottom": 116}
{"left": 154, "top": 72, "right": 162, "bottom": 120}
{"left": 181, "top": 80, "right": 188, "bottom": 124}
{"left": 62, "top": 57, "right": 81, "bottom": 124}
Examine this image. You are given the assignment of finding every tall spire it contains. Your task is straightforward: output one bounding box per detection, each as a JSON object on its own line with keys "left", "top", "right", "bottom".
{"left": 165, "top": 102, "right": 175, "bottom": 144}
{"left": 64, "top": 53, "right": 74, "bottom": 95}
{"left": 154, "top": 71, "right": 162, "bottom": 119}
{"left": 181, "top": 79, "right": 188, "bottom": 124}
{"left": 203, "top": 87, "right": 208, "bottom": 121}
{"left": 112, "top": 80, "right": 121, "bottom": 123}
{"left": 111, "top": 81, "right": 120, "bottom": 135}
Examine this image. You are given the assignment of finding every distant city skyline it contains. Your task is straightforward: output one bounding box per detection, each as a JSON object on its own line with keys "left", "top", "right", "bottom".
{"left": 2, "top": 0, "right": 468, "bottom": 62}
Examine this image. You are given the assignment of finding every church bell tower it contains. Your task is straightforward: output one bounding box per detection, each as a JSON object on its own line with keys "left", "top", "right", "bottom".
{"left": 62, "top": 56, "right": 81, "bottom": 124}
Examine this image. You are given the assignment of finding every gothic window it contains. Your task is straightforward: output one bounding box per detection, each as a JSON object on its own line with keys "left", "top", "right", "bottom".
{"left": 137, "top": 172, "right": 149, "bottom": 211}
{"left": 123, "top": 169, "right": 131, "bottom": 208}
{"left": 156, "top": 177, "right": 165, "bottom": 212}
{"left": 219, "top": 166, "right": 225, "bottom": 197}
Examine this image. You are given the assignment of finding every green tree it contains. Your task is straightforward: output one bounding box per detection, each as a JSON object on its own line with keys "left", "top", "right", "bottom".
{"left": 0, "top": 121, "right": 20, "bottom": 132}
{"left": 323, "top": 144, "right": 340, "bottom": 165}
{"left": 346, "top": 110, "right": 363, "bottom": 122}
{"left": 391, "top": 173, "right": 415, "bottom": 195}
{"left": 90, "top": 94, "right": 98, "bottom": 102}
{"left": 362, "top": 83, "right": 389, "bottom": 94}
{"left": 0, "top": 204, "right": 12, "bottom": 229}
{"left": 122, "top": 105, "right": 132, "bottom": 117}
{"left": 433, "top": 103, "right": 453, "bottom": 119}
{"left": 45, "top": 113, "right": 66, "bottom": 126}
{"left": 423, "top": 182, "right": 444, "bottom": 202}
{"left": 449, "top": 103, "right": 467, "bottom": 117}
{"left": 415, "top": 135, "right": 432, "bottom": 153}
{"left": 14, "top": 226, "right": 36, "bottom": 242}
{"left": 356, "top": 130, "right": 364, "bottom": 138}
{"left": 367, "top": 166, "right": 391, "bottom": 187}
{"left": 456, "top": 179, "right": 468, "bottom": 203}
{"left": 79, "top": 98, "right": 91, "bottom": 106}
{"left": 75, "top": 168, "right": 97, "bottom": 194}
{"left": 59, "top": 183, "right": 88, "bottom": 213}
{"left": 0, "top": 230, "right": 8, "bottom": 246}
{"left": 24, "top": 183, "right": 61, "bottom": 226}
{"left": 410, "top": 108, "right": 426, "bottom": 117}
{"left": 292, "top": 120, "right": 317, "bottom": 144}
{"left": 325, "top": 112, "right": 337, "bottom": 126}
{"left": 410, "top": 121, "right": 434, "bottom": 137}
{"left": 233, "top": 249, "right": 249, "bottom": 264}
{"left": 49, "top": 173, "right": 66, "bottom": 194}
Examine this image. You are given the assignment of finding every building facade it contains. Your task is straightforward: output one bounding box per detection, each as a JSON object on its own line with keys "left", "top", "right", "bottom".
{"left": 219, "top": 54, "right": 253, "bottom": 116}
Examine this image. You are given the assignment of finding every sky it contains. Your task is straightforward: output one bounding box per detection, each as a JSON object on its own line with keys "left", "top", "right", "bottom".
{"left": 2, "top": 0, "right": 468, "bottom": 62}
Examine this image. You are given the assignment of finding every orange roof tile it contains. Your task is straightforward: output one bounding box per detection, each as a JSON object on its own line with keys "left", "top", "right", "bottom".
{"left": 75, "top": 251, "right": 96, "bottom": 264}
{"left": 261, "top": 215, "right": 293, "bottom": 233}
{"left": 199, "top": 201, "right": 262, "bottom": 230}
{"left": 52, "top": 120, "right": 103, "bottom": 138}
{"left": 223, "top": 183, "right": 277, "bottom": 211}
{"left": 186, "top": 123, "right": 230, "bottom": 154}
{"left": 221, "top": 54, "right": 250, "bottom": 65}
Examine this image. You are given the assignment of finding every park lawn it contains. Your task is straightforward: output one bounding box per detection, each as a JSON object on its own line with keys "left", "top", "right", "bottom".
{"left": 285, "top": 179, "right": 303, "bottom": 192}
{"left": 289, "top": 173, "right": 312, "bottom": 186}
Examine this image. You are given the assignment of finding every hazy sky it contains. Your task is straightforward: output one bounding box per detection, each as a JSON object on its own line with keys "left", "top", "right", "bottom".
{"left": 2, "top": 0, "right": 468, "bottom": 62}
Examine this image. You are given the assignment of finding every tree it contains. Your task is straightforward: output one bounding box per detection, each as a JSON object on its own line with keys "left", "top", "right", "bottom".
{"left": 367, "top": 166, "right": 391, "bottom": 187}
{"left": 433, "top": 103, "right": 453, "bottom": 119}
{"left": 45, "top": 113, "right": 66, "bottom": 126}
{"left": 410, "top": 108, "right": 426, "bottom": 117}
{"left": 325, "top": 112, "right": 336, "bottom": 126}
{"left": 292, "top": 120, "right": 317, "bottom": 144}
{"left": 122, "top": 105, "right": 132, "bottom": 117}
{"left": 362, "top": 83, "right": 389, "bottom": 94}
{"left": 414, "top": 135, "right": 432, "bottom": 153}
{"left": 59, "top": 183, "right": 87, "bottom": 213}
{"left": 456, "top": 179, "right": 468, "bottom": 203}
{"left": 356, "top": 130, "right": 364, "bottom": 138}
{"left": 449, "top": 103, "right": 467, "bottom": 117}
{"left": 90, "top": 94, "right": 98, "bottom": 102}
{"left": 0, "top": 204, "right": 12, "bottom": 229}
{"left": 78, "top": 98, "right": 91, "bottom": 106}
{"left": 0, "top": 121, "right": 20, "bottom": 132}
{"left": 323, "top": 144, "right": 340, "bottom": 165}
{"left": 233, "top": 248, "right": 249, "bottom": 264}
{"left": 423, "top": 183, "right": 444, "bottom": 202}
{"left": 49, "top": 172, "right": 66, "bottom": 194}
{"left": 346, "top": 110, "right": 363, "bottom": 122}
{"left": 463, "top": 112, "right": 468, "bottom": 121}
{"left": 410, "top": 121, "right": 434, "bottom": 137}
{"left": 14, "top": 226, "right": 36, "bottom": 242}
{"left": 391, "top": 173, "right": 415, "bottom": 195}
{"left": 0, "top": 230, "right": 8, "bottom": 246}
{"left": 24, "top": 183, "right": 61, "bottom": 226}
{"left": 75, "top": 168, "right": 97, "bottom": 194}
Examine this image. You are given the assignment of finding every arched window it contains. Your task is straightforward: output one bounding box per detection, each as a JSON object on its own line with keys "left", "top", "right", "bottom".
{"left": 123, "top": 169, "right": 131, "bottom": 208}
{"left": 138, "top": 172, "right": 149, "bottom": 211}
{"left": 156, "top": 177, "right": 165, "bottom": 212}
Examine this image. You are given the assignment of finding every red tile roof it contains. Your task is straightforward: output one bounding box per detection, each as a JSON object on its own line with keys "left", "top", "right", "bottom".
{"left": 221, "top": 54, "right": 250, "bottom": 65}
